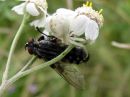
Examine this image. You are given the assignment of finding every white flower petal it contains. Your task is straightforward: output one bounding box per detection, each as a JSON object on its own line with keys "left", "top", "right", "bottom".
{"left": 12, "top": 3, "right": 25, "bottom": 15}
{"left": 70, "top": 15, "right": 90, "bottom": 36}
{"left": 56, "top": 8, "right": 76, "bottom": 16}
{"left": 30, "top": 16, "right": 46, "bottom": 27}
{"left": 45, "top": 14, "right": 70, "bottom": 44}
{"left": 85, "top": 20, "right": 99, "bottom": 41}
{"left": 75, "top": 6, "right": 93, "bottom": 15}
{"left": 44, "top": 16, "right": 53, "bottom": 33}
{"left": 50, "top": 14, "right": 69, "bottom": 37}
{"left": 26, "top": 3, "right": 40, "bottom": 16}
{"left": 75, "top": 5, "right": 104, "bottom": 27}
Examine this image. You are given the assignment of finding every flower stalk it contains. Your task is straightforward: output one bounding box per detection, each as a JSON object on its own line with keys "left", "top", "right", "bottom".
{"left": 18, "top": 56, "right": 37, "bottom": 73}
{"left": 1, "top": 13, "right": 29, "bottom": 92}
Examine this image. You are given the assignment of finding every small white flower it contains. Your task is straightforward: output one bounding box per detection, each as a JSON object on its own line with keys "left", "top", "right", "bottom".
{"left": 75, "top": 1, "right": 104, "bottom": 27}
{"left": 12, "top": 0, "right": 47, "bottom": 16}
{"left": 45, "top": 8, "right": 77, "bottom": 44}
{"left": 85, "top": 20, "right": 99, "bottom": 41}
{"left": 56, "top": 8, "right": 77, "bottom": 18}
{"left": 12, "top": 0, "right": 48, "bottom": 27}
{"left": 44, "top": 2, "right": 104, "bottom": 46}
{"left": 70, "top": 15, "right": 90, "bottom": 36}
{"left": 70, "top": 15, "right": 99, "bottom": 43}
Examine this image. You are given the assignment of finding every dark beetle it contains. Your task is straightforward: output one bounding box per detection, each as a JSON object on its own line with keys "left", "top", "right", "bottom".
{"left": 25, "top": 33, "right": 89, "bottom": 89}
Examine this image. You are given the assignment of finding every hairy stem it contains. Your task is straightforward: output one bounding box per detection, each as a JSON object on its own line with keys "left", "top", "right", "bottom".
{"left": 2, "top": 14, "right": 28, "bottom": 83}
{"left": 0, "top": 13, "right": 29, "bottom": 95}
{"left": 18, "top": 56, "right": 37, "bottom": 73}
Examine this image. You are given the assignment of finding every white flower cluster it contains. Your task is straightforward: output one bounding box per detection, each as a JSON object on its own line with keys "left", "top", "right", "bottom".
{"left": 12, "top": 1, "right": 104, "bottom": 46}
{"left": 12, "top": 0, "right": 48, "bottom": 27}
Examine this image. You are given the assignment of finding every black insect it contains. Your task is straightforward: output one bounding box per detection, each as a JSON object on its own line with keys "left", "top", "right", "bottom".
{"left": 25, "top": 28, "right": 89, "bottom": 89}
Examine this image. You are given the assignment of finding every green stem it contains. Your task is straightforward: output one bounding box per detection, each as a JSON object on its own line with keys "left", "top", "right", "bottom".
{"left": 0, "top": 55, "right": 36, "bottom": 97}
{"left": 2, "top": 13, "right": 29, "bottom": 84}
{"left": 18, "top": 56, "right": 37, "bottom": 73}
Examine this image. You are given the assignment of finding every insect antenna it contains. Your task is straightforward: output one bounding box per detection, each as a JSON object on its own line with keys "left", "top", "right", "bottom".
{"left": 36, "top": 27, "right": 48, "bottom": 37}
{"left": 36, "top": 27, "right": 56, "bottom": 38}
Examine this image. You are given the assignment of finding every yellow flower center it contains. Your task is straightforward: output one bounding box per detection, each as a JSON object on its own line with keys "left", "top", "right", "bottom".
{"left": 83, "top": 1, "right": 93, "bottom": 7}
{"left": 83, "top": 1, "right": 103, "bottom": 14}
{"left": 82, "top": 1, "right": 104, "bottom": 27}
{"left": 98, "top": 9, "right": 103, "bottom": 14}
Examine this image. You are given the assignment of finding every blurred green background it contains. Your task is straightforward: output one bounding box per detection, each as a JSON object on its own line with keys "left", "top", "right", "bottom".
{"left": 0, "top": 0, "right": 130, "bottom": 97}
